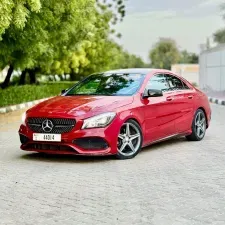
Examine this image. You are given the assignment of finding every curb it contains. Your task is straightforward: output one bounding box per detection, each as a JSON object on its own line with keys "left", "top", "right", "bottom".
{"left": 0, "top": 97, "right": 53, "bottom": 114}
{"left": 208, "top": 97, "right": 225, "bottom": 106}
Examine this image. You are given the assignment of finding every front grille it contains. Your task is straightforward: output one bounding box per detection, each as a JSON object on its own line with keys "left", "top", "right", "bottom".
{"left": 73, "top": 137, "right": 109, "bottom": 150}
{"left": 27, "top": 117, "right": 76, "bottom": 134}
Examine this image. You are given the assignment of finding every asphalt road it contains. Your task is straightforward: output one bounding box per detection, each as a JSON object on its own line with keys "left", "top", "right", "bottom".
{"left": 0, "top": 104, "right": 225, "bottom": 225}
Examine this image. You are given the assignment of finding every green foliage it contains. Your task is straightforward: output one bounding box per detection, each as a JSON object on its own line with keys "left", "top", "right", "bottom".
{"left": 96, "top": 0, "right": 126, "bottom": 24}
{"left": 0, "top": 0, "right": 96, "bottom": 71}
{"left": 214, "top": 28, "right": 225, "bottom": 44}
{"left": 149, "top": 38, "right": 180, "bottom": 70}
{"left": 0, "top": 82, "right": 75, "bottom": 107}
{"left": 213, "top": 3, "right": 225, "bottom": 44}
{"left": 0, "top": 0, "right": 41, "bottom": 39}
{"left": 149, "top": 39, "right": 198, "bottom": 69}
{"left": 179, "top": 50, "right": 199, "bottom": 64}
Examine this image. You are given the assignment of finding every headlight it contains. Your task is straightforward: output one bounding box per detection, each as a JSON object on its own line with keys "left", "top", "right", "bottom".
{"left": 22, "top": 112, "right": 26, "bottom": 125}
{"left": 82, "top": 112, "right": 116, "bottom": 129}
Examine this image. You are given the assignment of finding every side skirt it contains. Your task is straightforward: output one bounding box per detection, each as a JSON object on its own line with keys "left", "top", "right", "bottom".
{"left": 142, "top": 132, "right": 191, "bottom": 148}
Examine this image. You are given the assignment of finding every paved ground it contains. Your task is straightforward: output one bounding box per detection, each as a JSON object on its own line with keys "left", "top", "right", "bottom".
{"left": 0, "top": 104, "right": 225, "bottom": 225}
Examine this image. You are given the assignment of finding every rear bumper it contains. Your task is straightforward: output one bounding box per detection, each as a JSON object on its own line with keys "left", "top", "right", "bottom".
{"left": 19, "top": 122, "right": 120, "bottom": 156}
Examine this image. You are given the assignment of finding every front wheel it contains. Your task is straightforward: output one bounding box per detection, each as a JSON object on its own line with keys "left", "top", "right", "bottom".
{"left": 186, "top": 109, "right": 207, "bottom": 141}
{"left": 116, "top": 120, "right": 143, "bottom": 160}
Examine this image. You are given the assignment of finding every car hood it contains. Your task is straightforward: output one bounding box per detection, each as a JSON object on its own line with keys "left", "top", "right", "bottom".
{"left": 28, "top": 95, "right": 133, "bottom": 118}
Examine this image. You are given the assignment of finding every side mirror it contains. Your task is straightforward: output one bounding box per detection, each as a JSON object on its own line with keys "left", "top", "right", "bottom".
{"left": 61, "top": 89, "right": 68, "bottom": 95}
{"left": 143, "top": 89, "right": 163, "bottom": 98}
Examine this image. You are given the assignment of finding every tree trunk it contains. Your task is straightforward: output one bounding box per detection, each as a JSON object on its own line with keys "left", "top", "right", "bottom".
{"left": 59, "top": 74, "right": 64, "bottom": 81}
{"left": 28, "top": 69, "right": 36, "bottom": 84}
{"left": 0, "top": 65, "right": 14, "bottom": 89}
{"left": 70, "top": 70, "right": 78, "bottom": 81}
{"left": 19, "top": 69, "right": 27, "bottom": 85}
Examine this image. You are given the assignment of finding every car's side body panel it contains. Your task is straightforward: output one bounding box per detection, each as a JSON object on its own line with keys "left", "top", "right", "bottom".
{"left": 172, "top": 89, "right": 195, "bottom": 133}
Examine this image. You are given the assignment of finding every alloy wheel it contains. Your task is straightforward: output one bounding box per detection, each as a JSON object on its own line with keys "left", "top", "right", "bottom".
{"left": 195, "top": 111, "right": 206, "bottom": 139}
{"left": 117, "top": 122, "right": 141, "bottom": 157}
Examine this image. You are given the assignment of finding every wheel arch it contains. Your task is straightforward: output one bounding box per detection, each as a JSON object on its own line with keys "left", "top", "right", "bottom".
{"left": 125, "top": 118, "right": 142, "bottom": 130}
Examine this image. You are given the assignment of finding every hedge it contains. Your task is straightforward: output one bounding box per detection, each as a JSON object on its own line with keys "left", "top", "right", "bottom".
{"left": 0, "top": 82, "right": 77, "bottom": 107}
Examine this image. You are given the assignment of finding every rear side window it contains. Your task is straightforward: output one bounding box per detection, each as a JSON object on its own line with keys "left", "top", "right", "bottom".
{"left": 165, "top": 74, "right": 189, "bottom": 90}
{"left": 145, "top": 74, "right": 169, "bottom": 92}
{"left": 182, "top": 81, "right": 190, "bottom": 89}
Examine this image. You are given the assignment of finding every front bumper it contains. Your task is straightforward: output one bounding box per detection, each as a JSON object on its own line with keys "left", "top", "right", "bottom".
{"left": 19, "top": 122, "right": 120, "bottom": 156}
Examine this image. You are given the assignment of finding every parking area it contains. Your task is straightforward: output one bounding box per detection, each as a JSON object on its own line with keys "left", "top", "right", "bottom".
{"left": 0, "top": 104, "right": 225, "bottom": 225}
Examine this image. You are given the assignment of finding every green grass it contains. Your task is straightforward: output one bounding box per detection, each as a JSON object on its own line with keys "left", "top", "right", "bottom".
{"left": 0, "top": 82, "right": 77, "bottom": 107}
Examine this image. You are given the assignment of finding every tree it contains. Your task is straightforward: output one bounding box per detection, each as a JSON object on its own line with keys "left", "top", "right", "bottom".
{"left": 41, "top": 1, "right": 130, "bottom": 80}
{"left": 0, "top": 0, "right": 125, "bottom": 40}
{"left": 0, "top": 0, "right": 96, "bottom": 88}
{"left": 0, "top": 0, "right": 127, "bottom": 87}
{"left": 149, "top": 38, "right": 180, "bottom": 70}
{"left": 214, "top": 29, "right": 225, "bottom": 44}
{"left": 179, "top": 50, "right": 199, "bottom": 64}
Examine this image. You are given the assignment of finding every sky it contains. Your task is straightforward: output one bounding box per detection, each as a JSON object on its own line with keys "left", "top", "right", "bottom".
{"left": 115, "top": 0, "right": 225, "bottom": 62}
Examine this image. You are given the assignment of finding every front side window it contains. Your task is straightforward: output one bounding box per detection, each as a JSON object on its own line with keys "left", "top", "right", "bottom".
{"left": 66, "top": 73, "right": 146, "bottom": 96}
{"left": 145, "top": 74, "right": 169, "bottom": 92}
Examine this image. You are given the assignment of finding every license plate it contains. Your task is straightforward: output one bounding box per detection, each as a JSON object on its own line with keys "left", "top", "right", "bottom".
{"left": 33, "top": 133, "right": 61, "bottom": 142}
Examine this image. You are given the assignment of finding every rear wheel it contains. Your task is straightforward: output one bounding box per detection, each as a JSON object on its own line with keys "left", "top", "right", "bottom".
{"left": 186, "top": 109, "right": 207, "bottom": 141}
{"left": 116, "top": 120, "right": 143, "bottom": 160}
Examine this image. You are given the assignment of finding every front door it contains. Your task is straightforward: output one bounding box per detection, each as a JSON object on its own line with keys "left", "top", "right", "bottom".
{"left": 142, "top": 74, "right": 176, "bottom": 144}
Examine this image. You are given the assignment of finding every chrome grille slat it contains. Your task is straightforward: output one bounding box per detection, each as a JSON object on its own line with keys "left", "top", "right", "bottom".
{"left": 28, "top": 124, "right": 41, "bottom": 126}
{"left": 27, "top": 118, "right": 76, "bottom": 134}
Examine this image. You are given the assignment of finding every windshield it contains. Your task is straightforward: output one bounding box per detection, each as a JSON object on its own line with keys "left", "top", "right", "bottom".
{"left": 65, "top": 73, "right": 145, "bottom": 96}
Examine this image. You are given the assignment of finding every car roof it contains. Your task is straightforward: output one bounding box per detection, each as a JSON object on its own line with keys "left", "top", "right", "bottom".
{"left": 104, "top": 68, "right": 171, "bottom": 75}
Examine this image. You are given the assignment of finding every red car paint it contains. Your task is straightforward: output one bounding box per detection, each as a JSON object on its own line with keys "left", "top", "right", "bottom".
{"left": 19, "top": 69, "right": 211, "bottom": 156}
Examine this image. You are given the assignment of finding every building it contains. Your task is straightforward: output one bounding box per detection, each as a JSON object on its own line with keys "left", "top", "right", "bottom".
{"left": 171, "top": 64, "right": 199, "bottom": 85}
{"left": 199, "top": 44, "right": 225, "bottom": 95}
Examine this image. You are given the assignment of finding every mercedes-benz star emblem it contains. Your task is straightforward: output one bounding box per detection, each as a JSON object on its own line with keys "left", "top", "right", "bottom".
{"left": 42, "top": 119, "right": 54, "bottom": 132}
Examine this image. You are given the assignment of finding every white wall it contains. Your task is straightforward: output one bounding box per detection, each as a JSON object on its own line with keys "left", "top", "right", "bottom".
{"left": 199, "top": 45, "right": 225, "bottom": 92}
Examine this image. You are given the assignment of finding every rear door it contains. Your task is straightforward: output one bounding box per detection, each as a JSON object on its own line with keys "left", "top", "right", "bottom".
{"left": 165, "top": 74, "right": 195, "bottom": 133}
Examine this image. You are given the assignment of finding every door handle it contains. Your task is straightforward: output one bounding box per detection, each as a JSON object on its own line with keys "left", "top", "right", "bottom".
{"left": 166, "top": 97, "right": 173, "bottom": 101}
{"left": 188, "top": 95, "right": 193, "bottom": 99}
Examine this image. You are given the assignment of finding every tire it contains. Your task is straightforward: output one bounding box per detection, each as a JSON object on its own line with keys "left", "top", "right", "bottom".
{"left": 116, "top": 119, "right": 143, "bottom": 160}
{"left": 186, "top": 109, "right": 207, "bottom": 141}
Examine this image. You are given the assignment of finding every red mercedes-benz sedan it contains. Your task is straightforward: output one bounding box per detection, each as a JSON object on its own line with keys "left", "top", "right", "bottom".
{"left": 19, "top": 68, "right": 211, "bottom": 159}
